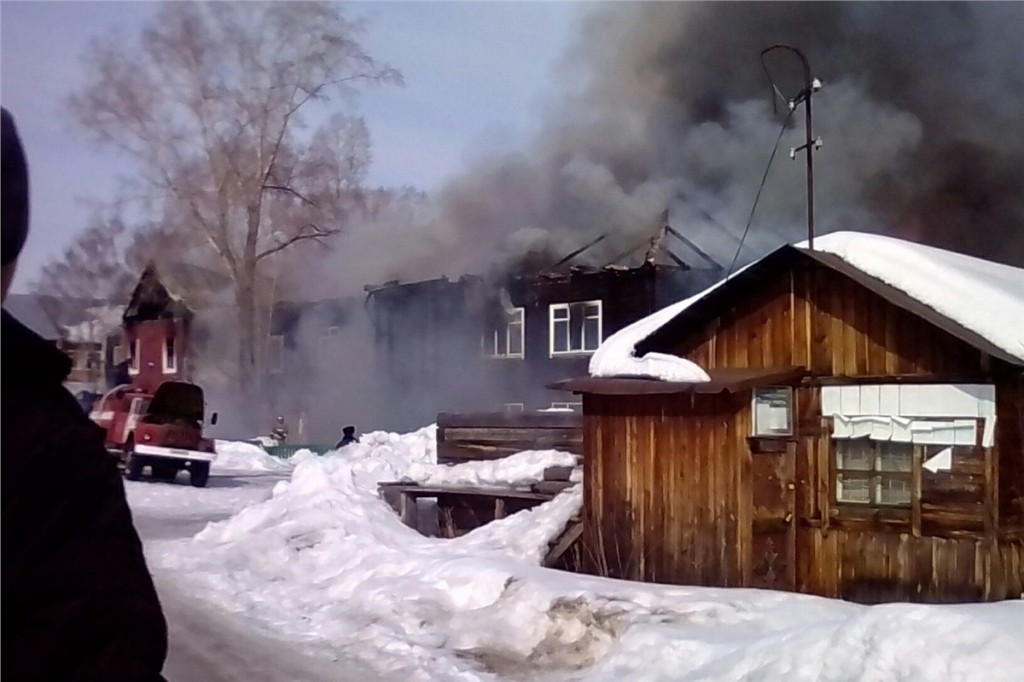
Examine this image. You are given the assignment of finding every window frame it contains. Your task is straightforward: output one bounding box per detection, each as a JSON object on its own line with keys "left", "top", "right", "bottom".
{"left": 162, "top": 336, "right": 177, "bottom": 373}
{"left": 834, "top": 438, "right": 913, "bottom": 508}
{"left": 485, "top": 307, "right": 525, "bottom": 359}
{"left": 128, "top": 338, "right": 140, "bottom": 376}
{"left": 549, "top": 401, "right": 582, "bottom": 412}
{"left": 751, "top": 386, "right": 794, "bottom": 437}
{"left": 549, "top": 300, "right": 603, "bottom": 357}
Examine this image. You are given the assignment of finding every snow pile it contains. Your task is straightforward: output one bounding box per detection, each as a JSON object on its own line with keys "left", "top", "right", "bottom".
{"left": 150, "top": 426, "right": 1024, "bottom": 681}
{"left": 404, "top": 449, "right": 578, "bottom": 489}
{"left": 802, "top": 231, "right": 1024, "bottom": 362}
{"left": 212, "top": 440, "right": 291, "bottom": 473}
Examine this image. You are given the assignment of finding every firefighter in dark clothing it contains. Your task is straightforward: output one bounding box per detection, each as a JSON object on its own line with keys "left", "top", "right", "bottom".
{"left": 1, "top": 108, "right": 168, "bottom": 680}
{"left": 336, "top": 425, "right": 358, "bottom": 449}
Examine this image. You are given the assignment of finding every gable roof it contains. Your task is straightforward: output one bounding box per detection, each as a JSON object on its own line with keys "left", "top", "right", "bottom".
{"left": 591, "top": 231, "right": 1024, "bottom": 378}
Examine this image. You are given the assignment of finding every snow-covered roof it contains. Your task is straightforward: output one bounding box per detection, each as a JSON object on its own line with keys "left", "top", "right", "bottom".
{"left": 590, "top": 231, "right": 1024, "bottom": 380}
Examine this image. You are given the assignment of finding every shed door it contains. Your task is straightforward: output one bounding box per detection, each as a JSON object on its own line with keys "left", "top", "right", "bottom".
{"left": 749, "top": 441, "right": 796, "bottom": 590}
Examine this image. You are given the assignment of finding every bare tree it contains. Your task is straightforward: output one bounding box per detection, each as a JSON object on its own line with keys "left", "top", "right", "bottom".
{"left": 69, "top": 1, "right": 401, "bottom": 387}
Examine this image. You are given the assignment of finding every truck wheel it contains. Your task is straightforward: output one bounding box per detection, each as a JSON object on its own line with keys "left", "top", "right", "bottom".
{"left": 124, "top": 441, "right": 143, "bottom": 481}
{"left": 190, "top": 462, "right": 210, "bottom": 488}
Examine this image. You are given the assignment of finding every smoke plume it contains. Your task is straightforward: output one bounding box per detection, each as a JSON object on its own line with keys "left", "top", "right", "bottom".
{"left": 340, "top": 2, "right": 1024, "bottom": 280}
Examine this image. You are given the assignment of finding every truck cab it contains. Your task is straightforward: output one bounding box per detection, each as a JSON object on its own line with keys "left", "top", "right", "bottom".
{"left": 91, "top": 381, "right": 217, "bottom": 487}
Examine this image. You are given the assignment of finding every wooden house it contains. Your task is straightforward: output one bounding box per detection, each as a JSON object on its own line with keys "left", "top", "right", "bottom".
{"left": 364, "top": 221, "right": 722, "bottom": 428}
{"left": 553, "top": 232, "right": 1023, "bottom": 603}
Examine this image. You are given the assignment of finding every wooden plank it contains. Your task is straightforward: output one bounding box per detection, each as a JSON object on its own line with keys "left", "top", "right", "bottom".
{"left": 494, "top": 497, "right": 506, "bottom": 520}
{"left": 399, "top": 492, "right": 417, "bottom": 528}
{"left": 438, "top": 412, "right": 581, "bottom": 429}
{"left": 912, "top": 446, "right": 922, "bottom": 538}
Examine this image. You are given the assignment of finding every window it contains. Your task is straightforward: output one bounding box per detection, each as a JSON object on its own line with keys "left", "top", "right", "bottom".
{"left": 163, "top": 337, "right": 177, "bottom": 373}
{"left": 268, "top": 335, "right": 284, "bottom": 374}
{"left": 549, "top": 300, "right": 602, "bottom": 356}
{"left": 485, "top": 308, "right": 524, "bottom": 358}
{"left": 503, "top": 403, "right": 525, "bottom": 414}
{"left": 835, "top": 440, "right": 912, "bottom": 506}
{"left": 549, "top": 401, "right": 582, "bottom": 412}
{"left": 128, "top": 338, "right": 140, "bottom": 375}
{"left": 752, "top": 387, "right": 793, "bottom": 436}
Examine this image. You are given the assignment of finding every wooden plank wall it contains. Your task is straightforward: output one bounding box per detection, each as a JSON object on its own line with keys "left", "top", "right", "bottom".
{"left": 675, "top": 263, "right": 988, "bottom": 378}
{"left": 798, "top": 529, "right": 1023, "bottom": 602}
{"left": 436, "top": 412, "right": 582, "bottom": 464}
{"left": 583, "top": 392, "right": 750, "bottom": 586}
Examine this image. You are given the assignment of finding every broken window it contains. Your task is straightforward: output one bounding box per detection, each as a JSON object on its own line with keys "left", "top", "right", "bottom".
{"left": 485, "top": 308, "right": 524, "bottom": 358}
{"left": 549, "top": 301, "right": 602, "bottom": 355}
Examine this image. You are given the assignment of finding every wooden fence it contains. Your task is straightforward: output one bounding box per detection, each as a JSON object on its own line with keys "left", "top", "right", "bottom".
{"left": 436, "top": 411, "right": 583, "bottom": 464}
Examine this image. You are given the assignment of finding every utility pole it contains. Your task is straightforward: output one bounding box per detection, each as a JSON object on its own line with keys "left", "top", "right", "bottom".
{"left": 761, "top": 45, "right": 822, "bottom": 249}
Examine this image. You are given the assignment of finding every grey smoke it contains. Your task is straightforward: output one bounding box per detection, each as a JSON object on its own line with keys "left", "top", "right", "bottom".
{"left": 338, "top": 2, "right": 1024, "bottom": 278}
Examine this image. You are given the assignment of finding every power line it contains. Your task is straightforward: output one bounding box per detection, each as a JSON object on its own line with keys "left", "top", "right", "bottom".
{"left": 726, "top": 108, "right": 795, "bottom": 278}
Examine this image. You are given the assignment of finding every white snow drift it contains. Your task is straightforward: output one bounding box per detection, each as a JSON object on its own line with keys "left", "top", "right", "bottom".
{"left": 138, "top": 424, "right": 1024, "bottom": 682}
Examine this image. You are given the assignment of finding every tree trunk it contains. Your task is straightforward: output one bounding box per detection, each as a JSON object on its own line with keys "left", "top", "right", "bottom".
{"left": 235, "top": 269, "right": 258, "bottom": 391}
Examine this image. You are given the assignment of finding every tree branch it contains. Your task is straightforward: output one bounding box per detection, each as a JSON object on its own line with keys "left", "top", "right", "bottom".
{"left": 255, "top": 224, "right": 341, "bottom": 261}
{"left": 262, "top": 184, "right": 319, "bottom": 208}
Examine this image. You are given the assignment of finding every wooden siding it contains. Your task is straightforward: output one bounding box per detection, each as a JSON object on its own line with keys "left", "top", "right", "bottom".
{"left": 436, "top": 412, "right": 582, "bottom": 464}
{"left": 671, "top": 262, "right": 988, "bottom": 378}
{"left": 583, "top": 392, "right": 752, "bottom": 586}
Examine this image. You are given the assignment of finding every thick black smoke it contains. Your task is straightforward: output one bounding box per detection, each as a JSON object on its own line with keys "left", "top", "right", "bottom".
{"left": 368, "top": 2, "right": 1024, "bottom": 277}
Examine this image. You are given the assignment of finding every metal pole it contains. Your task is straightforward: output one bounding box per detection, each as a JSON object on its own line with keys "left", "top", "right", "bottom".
{"left": 805, "top": 80, "right": 814, "bottom": 250}
{"left": 760, "top": 45, "right": 820, "bottom": 250}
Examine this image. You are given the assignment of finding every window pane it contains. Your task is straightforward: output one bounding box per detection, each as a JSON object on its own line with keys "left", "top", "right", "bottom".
{"left": 552, "top": 306, "right": 569, "bottom": 321}
{"left": 837, "top": 474, "right": 870, "bottom": 503}
{"left": 753, "top": 387, "right": 792, "bottom": 435}
{"left": 569, "top": 308, "right": 583, "bottom": 350}
{"left": 553, "top": 321, "right": 569, "bottom": 352}
{"left": 877, "top": 476, "right": 911, "bottom": 506}
{"left": 508, "top": 324, "right": 523, "bottom": 355}
{"left": 584, "top": 303, "right": 600, "bottom": 317}
{"left": 876, "top": 442, "right": 912, "bottom": 472}
{"left": 837, "top": 440, "right": 872, "bottom": 471}
{"left": 583, "top": 317, "right": 600, "bottom": 350}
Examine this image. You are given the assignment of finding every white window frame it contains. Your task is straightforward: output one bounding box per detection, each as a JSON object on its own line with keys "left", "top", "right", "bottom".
{"left": 486, "top": 307, "right": 525, "bottom": 359}
{"left": 751, "top": 386, "right": 794, "bottom": 437}
{"left": 835, "top": 439, "right": 913, "bottom": 507}
{"left": 503, "top": 403, "right": 525, "bottom": 414}
{"left": 128, "top": 338, "right": 140, "bottom": 376}
{"left": 162, "top": 336, "right": 177, "bottom": 373}
{"left": 550, "top": 401, "right": 582, "bottom": 412}
{"left": 268, "top": 335, "right": 284, "bottom": 374}
{"left": 549, "top": 300, "right": 603, "bottom": 356}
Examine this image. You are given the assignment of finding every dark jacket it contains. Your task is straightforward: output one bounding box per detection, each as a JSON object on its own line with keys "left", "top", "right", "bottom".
{"left": 1, "top": 310, "right": 168, "bottom": 680}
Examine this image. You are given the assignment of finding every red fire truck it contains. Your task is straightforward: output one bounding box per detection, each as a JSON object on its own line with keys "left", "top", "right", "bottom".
{"left": 91, "top": 381, "right": 218, "bottom": 487}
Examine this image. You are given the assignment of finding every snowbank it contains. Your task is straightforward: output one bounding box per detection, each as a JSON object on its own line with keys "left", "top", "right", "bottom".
{"left": 213, "top": 440, "right": 291, "bottom": 473}
{"left": 150, "top": 426, "right": 1024, "bottom": 681}
{"left": 404, "top": 449, "right": 578, "bottom": 489}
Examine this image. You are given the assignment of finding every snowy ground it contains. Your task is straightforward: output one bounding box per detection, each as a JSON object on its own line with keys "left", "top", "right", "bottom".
{"left": 127, "top": 427, "right": 1024, "bottom": 682}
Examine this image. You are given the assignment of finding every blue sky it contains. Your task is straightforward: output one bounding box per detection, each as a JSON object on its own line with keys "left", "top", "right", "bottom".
{"left": 0, "top": 1, "right": 583, "bottom": 289}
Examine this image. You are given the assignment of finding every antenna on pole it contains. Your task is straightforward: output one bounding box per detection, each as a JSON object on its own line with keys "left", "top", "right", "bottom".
{"left": 760, "top": 45, "right": 822, "bottom": 249}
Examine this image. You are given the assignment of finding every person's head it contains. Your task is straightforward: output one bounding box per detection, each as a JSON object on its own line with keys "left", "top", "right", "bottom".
{"left": 276, "top": 416, "right": 285, "bottom": 424}
{"left": 342, "top": 425, "right": 355, "bottom": 437}
{"left": 1, "top": 107, "right": 30, "bottom": 303}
